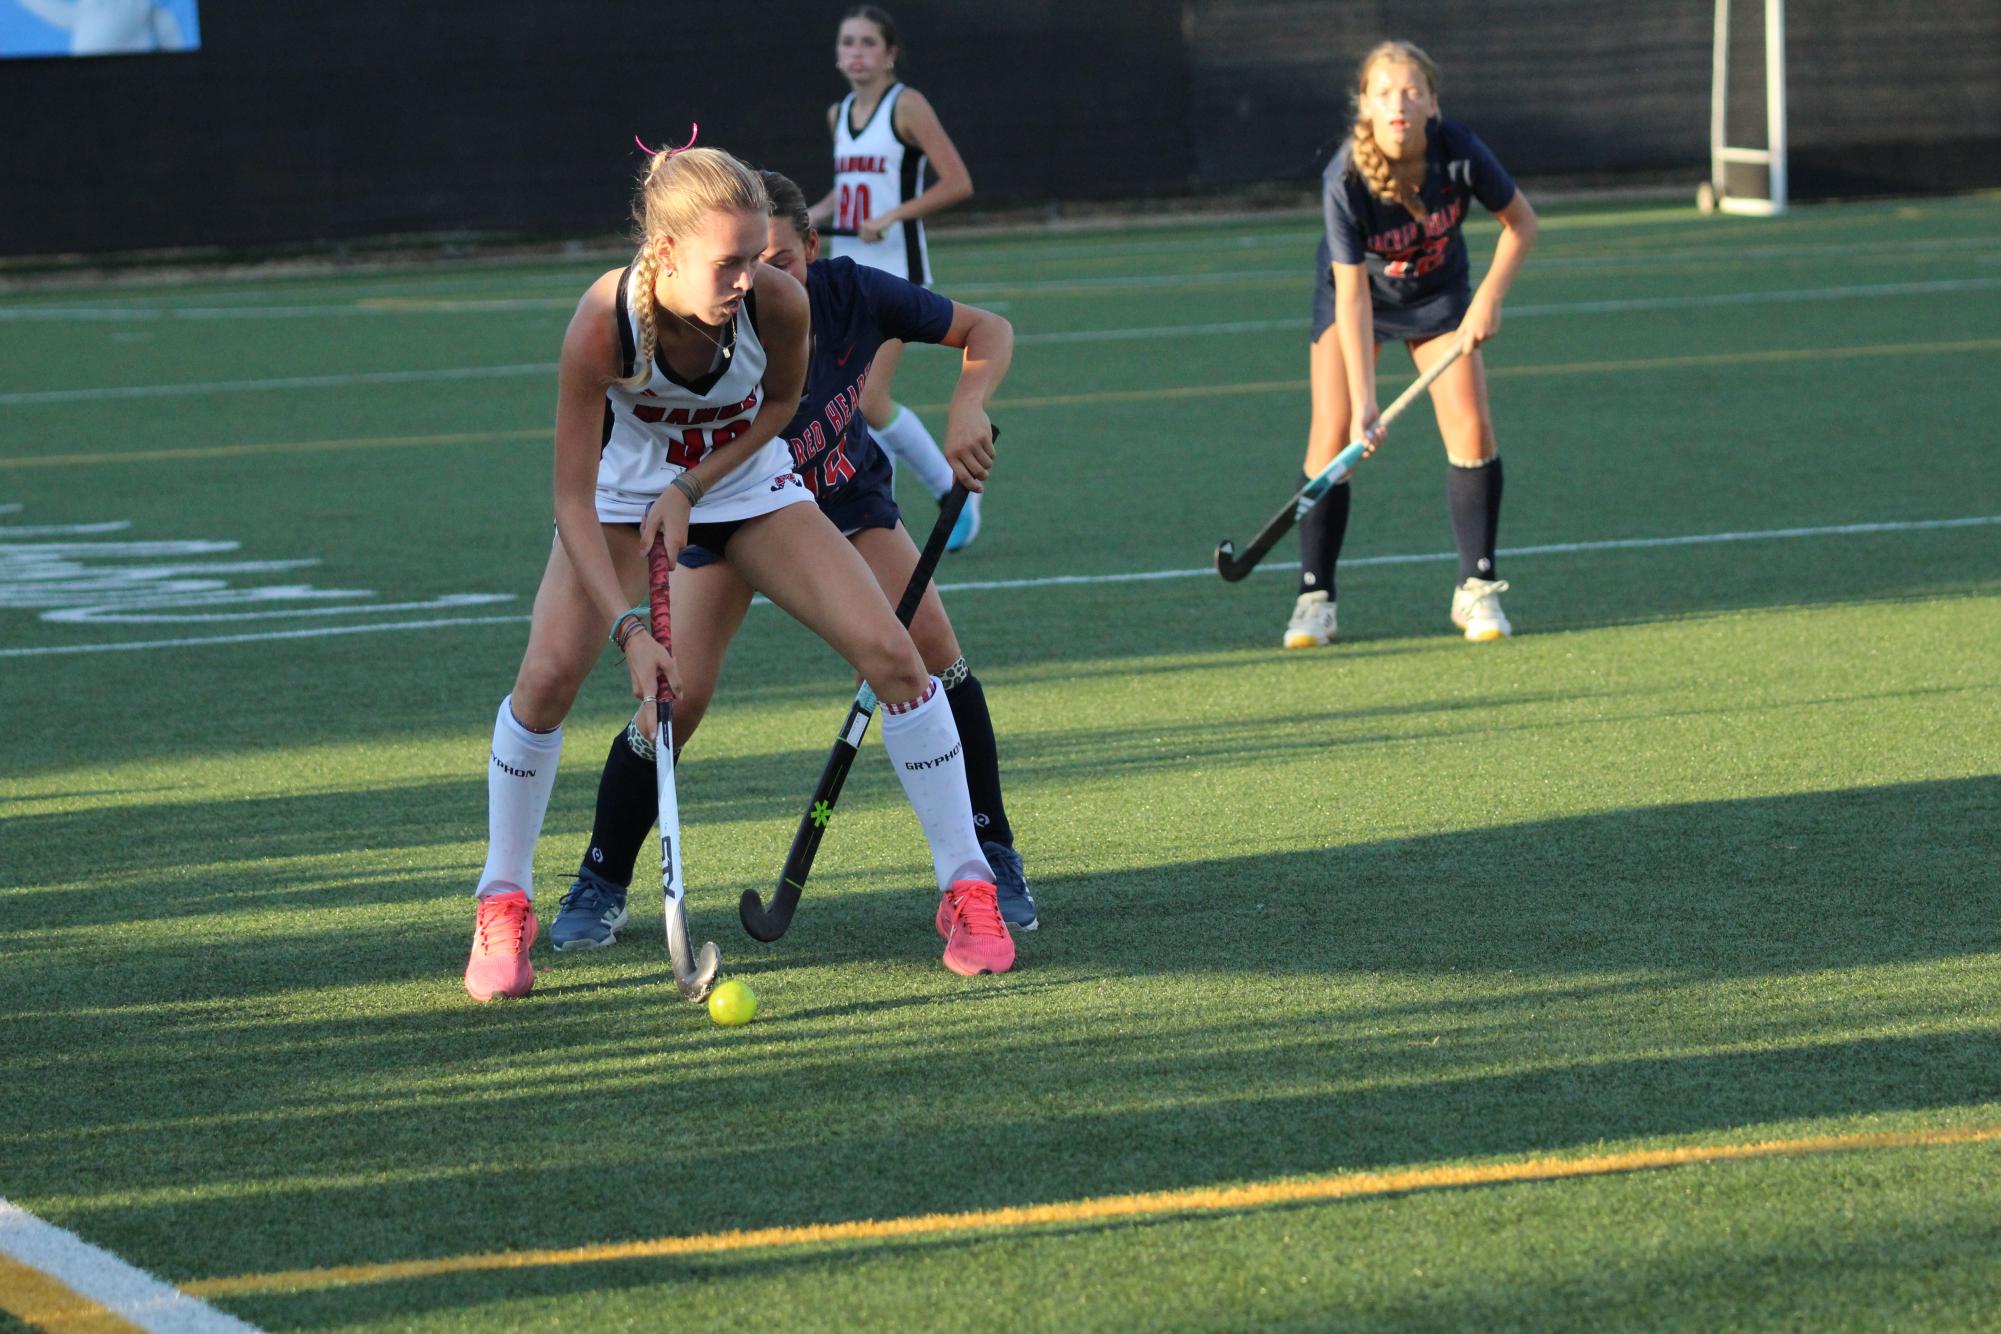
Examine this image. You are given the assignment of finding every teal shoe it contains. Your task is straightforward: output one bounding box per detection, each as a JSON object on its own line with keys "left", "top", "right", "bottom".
{"left": 945, "top": 490, "right": 983, "bottom": 553}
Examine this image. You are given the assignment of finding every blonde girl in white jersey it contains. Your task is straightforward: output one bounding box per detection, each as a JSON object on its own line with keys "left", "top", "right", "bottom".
{"left": 809, "top": 5, "right": 985, "bottom": 550}
{"left": 466, "top": 141, "right": 1012, "bottom": 1001}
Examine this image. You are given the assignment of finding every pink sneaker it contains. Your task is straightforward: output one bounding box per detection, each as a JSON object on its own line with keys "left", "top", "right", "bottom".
{"left": 934, "top": 879, "right": 1015, "bottom": 976}
{"left": 465, "top": 887, "right": 537, "bottom": 1001}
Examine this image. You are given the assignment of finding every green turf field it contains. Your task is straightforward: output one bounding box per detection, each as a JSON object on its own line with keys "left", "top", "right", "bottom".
{"left": 2, "top": 194, "right": 1999, "bottom": 1331}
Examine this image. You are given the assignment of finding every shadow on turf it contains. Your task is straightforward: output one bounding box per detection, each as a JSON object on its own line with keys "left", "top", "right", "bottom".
{"left": 0, "top": 669, "right": 1690, "bottom": 918}
{"left": 4, "top": 771, "right": 1995, "bottom": 1000}
{"left": 4, "top": 775, "right": 1998, "bottom": 1324}
{"left": 0, "top": 660, "right": 1975, "bottom": 931}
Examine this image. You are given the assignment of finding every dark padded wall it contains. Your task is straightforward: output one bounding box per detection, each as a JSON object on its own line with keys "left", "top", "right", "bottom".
{"left": 1187, "top": 0, "right": 1714, "bottom": 184}
{"left": 0, "top": 0, "right": 1190, "bottom": 256}
{"left": 1784, "top": 0, "right": 2001, "bottom": 198}
{"left": 2, "top": 0, "right": 1995, "bottom": 257}
{"left": 1192, "top": 0, "right": 2000, "bottom": 196}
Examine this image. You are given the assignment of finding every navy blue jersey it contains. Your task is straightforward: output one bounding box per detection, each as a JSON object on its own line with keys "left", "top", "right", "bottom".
{"left": 1321, "top": 117, "right": 1516, "bottom": 324}
{"left": 783, "top": 256, "right": 954, "bottom": 497}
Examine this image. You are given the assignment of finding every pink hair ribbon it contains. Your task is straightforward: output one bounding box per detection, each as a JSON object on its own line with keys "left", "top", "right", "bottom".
{"left": 634, "top": 125, "right": 700, "bottom": 157}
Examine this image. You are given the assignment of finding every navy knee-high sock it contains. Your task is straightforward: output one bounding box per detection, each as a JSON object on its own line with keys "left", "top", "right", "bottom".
{"left": 1298, "top": 473, "right": 1352, "bottom": 598}
{"left": 945, "top": 668, "right": 1013, "bottom": 849}
{"left": 1447, "top": 456, "right": 1504, "bottom": 583}
{"left": 578, "top": 725, "right": 658, "bottom": 888}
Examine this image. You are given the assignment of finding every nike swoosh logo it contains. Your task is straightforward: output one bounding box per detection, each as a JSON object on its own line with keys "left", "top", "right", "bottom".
{"left": 835, "top": 343, "right": 856, "bottom": 366}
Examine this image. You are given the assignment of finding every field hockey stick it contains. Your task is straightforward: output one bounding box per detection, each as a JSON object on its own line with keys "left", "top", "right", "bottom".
{"left": 739, "top": 475, "right": 977, "bottom": 942}
{"left": 650, "top": 534, "right": 722, "bottom": 1002}
{"left": 1215, "top": 337, "right": 1469, "bottom": 582}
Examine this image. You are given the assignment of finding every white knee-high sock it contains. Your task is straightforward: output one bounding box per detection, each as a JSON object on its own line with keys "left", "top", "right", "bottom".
{"left": 873, "top": 404, "right": 955, "bottom": 500}
{"left": 477, "top": 695, "right": 564, "bottom": 899}
{"left": 877, "top": 678, "right": 993, "bottom": 892}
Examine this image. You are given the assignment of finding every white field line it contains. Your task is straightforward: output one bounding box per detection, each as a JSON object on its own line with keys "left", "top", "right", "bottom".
{"left": 1019, "top": 275, "right": 2001, "bottom": 344}
{"left": 0, "top": 520, "right": 132, "bottom": 537}
{"left": 3, "top": 514, "right": 1994, "bottom": 660}
{"left": 0, "top": 1198, "right": 260, "bottom": 1332}
{"left": 0, "top": 269, "right": 1292, "bottom": 325}
{"left": 934, "top": 515, "right": 2001, "bottom": 591}
{"left": 6, "top": 276, "right": 1996, "bottom": 406}
{"left": 5, "top": 232, "right": 1998, "bottom": 323}
{"left": 0, "top": 612, "right": 528, "bottom": 657}
{"left": 973, "top": 230, "right": 2001, "bottom": 267}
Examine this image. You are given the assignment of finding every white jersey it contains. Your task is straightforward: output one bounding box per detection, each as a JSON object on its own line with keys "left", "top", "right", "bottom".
{"left": 596, "top": 268, "right": 811, "bottom": 525}
{"left": 829, "top": 83, "right": 931, "bottom": 285}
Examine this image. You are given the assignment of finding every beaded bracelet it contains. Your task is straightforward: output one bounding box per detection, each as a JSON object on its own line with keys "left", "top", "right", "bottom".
{"left": 670, "top": 472, "right": 706, "bottom": 505}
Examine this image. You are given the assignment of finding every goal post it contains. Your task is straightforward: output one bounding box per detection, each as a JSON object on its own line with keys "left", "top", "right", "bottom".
{"left": 1705, "top": 0, "right": 1788, "bottom": 215}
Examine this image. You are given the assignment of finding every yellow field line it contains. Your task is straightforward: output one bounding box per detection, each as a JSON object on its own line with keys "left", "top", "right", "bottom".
{"left": 1484, "top": 335, "right": 2001, "bottom": 380}
{"left": 0, "top": 1252, "right": 143, "bottom": 1332}
{"left": 7, "top": 336, "right": 1997, "bottom": 472}
{"left": 973, "top": 377, "right": 1306, "bottom": 411}
{"left": 183, "top": 1122, "right": 2001, "bottom": 1298}
{"left": 0, "top": 427, "right": 545, "bottom": 470}
{"left": 932, "top": 336, "right": 2001, "bottom": 413}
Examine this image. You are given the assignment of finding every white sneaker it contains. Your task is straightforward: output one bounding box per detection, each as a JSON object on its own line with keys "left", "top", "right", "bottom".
{"left": 1450, "top": 578, "right": 1512, "bottom": 641}
{"left": 1283, "top": 591, "right": 1339, "bottom": 648}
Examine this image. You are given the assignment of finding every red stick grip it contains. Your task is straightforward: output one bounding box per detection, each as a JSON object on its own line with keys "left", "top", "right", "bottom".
{"left": 648, "top": 534, "right": 673, "bottom": 702}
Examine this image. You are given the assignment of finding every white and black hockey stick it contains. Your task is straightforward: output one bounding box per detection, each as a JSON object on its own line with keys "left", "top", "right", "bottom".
{"left": 649, "top": 535, "right": 721, "bottom": 1002}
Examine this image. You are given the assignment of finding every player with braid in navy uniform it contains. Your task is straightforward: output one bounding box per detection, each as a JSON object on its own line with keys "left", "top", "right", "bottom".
{"left": 549, "top": 168, "right": 1034, "bottom": 965}
{"left": 1284, "top": 40, "right": 1538, "bottom": 649}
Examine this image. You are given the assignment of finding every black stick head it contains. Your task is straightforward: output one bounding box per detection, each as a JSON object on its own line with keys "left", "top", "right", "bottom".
{"left": 739, "top": 886, "right": 792, "bottom": 942}
{"left": 1215, "top": 539, "right": 1252, "bottom": 583}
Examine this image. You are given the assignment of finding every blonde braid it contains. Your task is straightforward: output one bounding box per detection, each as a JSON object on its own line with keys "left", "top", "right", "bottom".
{"left": 619, "top": 244, "right": 661, "bottom": 391}
{"left": 1351, "top": 119, "right": 1421, "bottom": 222}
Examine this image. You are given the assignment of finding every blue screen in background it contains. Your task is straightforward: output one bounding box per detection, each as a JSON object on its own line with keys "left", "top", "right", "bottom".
{"left": 1, "top": 0, "right": 200, "bottom": 58}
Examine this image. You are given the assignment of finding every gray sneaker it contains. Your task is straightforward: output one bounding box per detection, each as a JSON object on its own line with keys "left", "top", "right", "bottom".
{"left": 550, "top": 870, "right": 629, "bottom": 951}
{"left": 983, "top": 840, "right": 1037, "bottom": 931}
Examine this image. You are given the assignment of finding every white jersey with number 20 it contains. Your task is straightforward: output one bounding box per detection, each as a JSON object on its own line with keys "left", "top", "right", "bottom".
{"left": 830, "top": 83, "right": 931, "bottom": 285}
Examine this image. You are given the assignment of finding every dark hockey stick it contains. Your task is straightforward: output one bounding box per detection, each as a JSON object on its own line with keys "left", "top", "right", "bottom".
{"left": 739, "top": 472, "right": 978, "bottom": 942}
{"left": 1215, "top": 338, "right": 1468, "bottom": 582}
{"left": 650, "top": 534, "right": 721, "bottom": 1001}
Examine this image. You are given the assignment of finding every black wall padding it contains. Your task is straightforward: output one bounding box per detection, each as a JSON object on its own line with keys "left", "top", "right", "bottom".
{"left": 2, "top": 0, "right": 1994, "bottom": 257}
